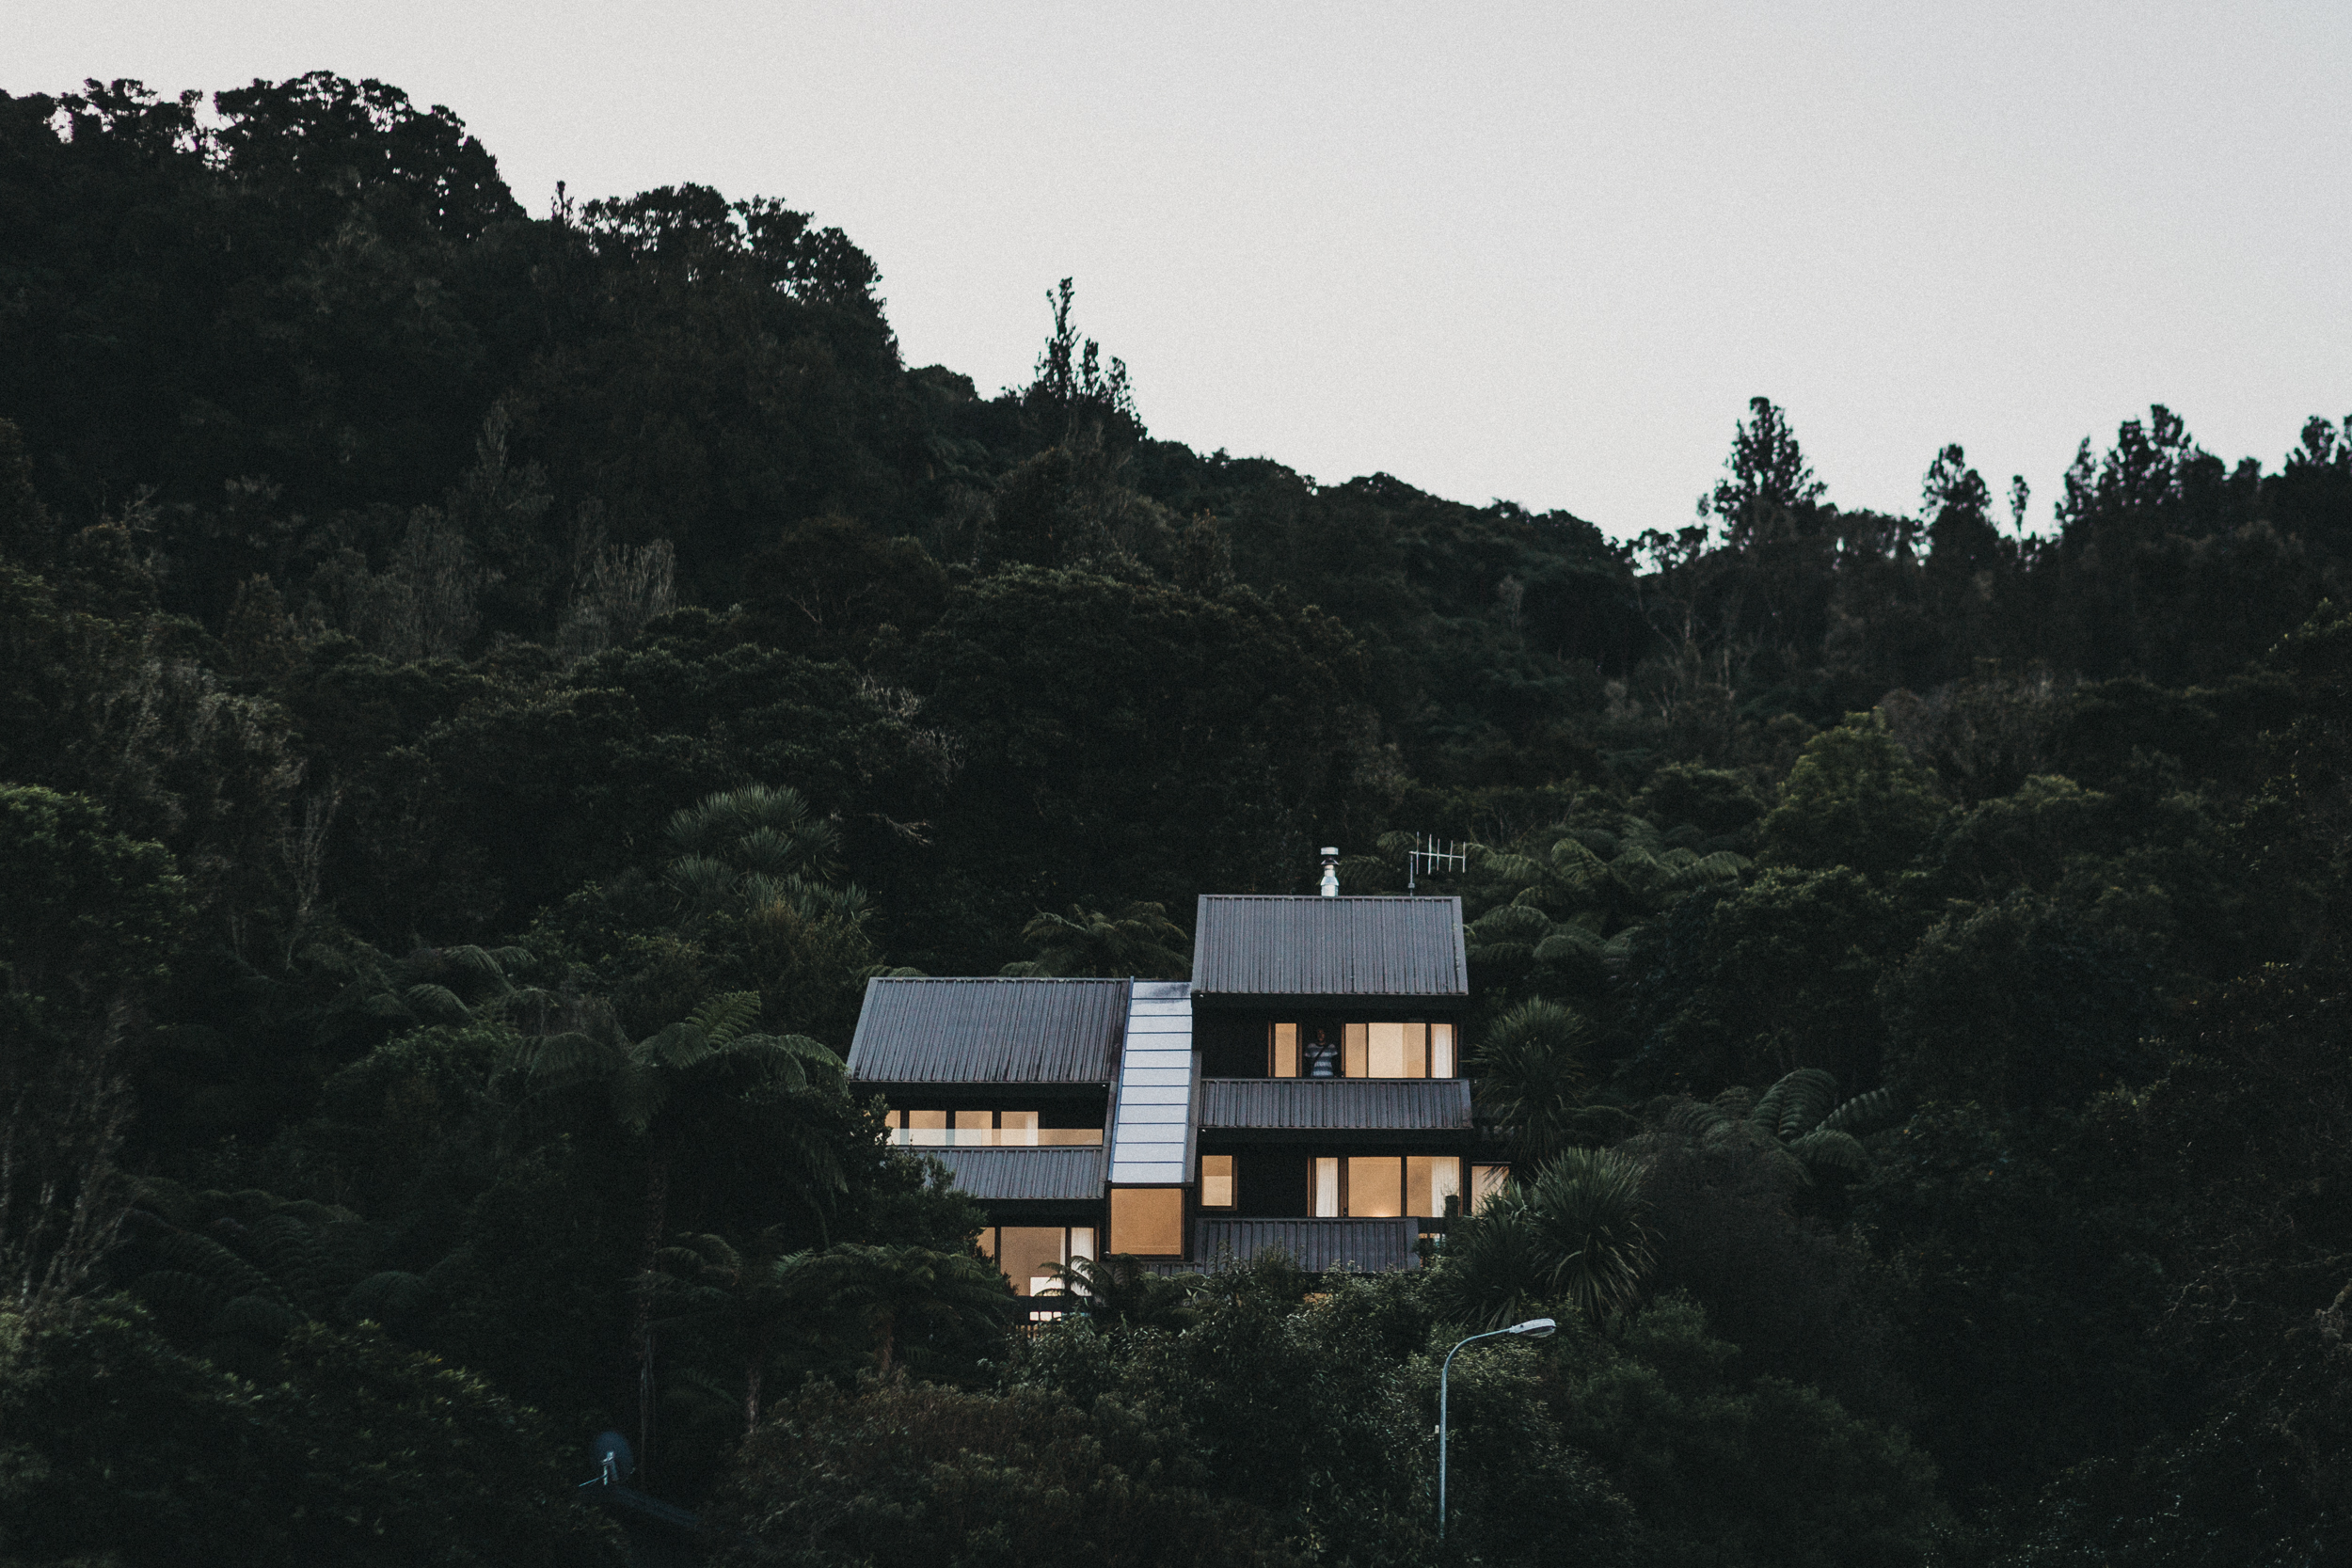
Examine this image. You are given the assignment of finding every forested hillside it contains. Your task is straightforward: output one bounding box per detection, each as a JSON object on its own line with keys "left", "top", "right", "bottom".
{"left": 2, "top": 74, "right": 2347, "bottom": 1568}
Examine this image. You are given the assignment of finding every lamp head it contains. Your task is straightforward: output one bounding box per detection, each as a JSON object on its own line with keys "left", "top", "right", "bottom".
{"left": 1506, "top": 1317, "right": 1557, "bottom": 1338}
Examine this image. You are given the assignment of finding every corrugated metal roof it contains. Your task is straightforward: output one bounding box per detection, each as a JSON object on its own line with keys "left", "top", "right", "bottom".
{"left": 1199, "top": 1078, "right": 1472, "bottom": 1131}
{"left": 920, "top": 1146, "right": 1106, "bottom": 1202}
{"left": 1192, "top": 1217, "right": 1422, "bottom": 1273}
{"left": 847, "top": 978, "right": 1127, "bottom": 1085}
{"left": 1191, "top": 896, "right": 1468, "bottom": 1000}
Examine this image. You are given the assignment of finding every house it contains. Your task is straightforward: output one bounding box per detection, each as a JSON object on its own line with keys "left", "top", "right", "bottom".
{"left": 844, "top": 866, "right": 1509, "bottom": 1297}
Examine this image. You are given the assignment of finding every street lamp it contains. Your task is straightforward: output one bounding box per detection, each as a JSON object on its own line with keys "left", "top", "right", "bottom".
{"left": 1438, "top": 1317, "right": 1555, "bottom": 1541}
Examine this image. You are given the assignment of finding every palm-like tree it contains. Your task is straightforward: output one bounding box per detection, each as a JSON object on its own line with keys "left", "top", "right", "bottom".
{"left": 650, "top": 1229, "right": 820, "bottom": 1436}
{"left": 1471, "top": 998, "right": 1636, "bottom": 1164}
{"left": 1456, "top": 819, "right": 1748, "bottom": 987}
{"left": 664, "top": 783, "right": 870, "bottom": 925}
{"left": 999, "top": 902, "right": 1190, "bottom": 979}
{"left": 1434, "top": 1148, "right": 1654, "bottom": 1328}
{"left": 804, "top": 1243, "right": 1017, "bottom": 1376}
{"left": 1038, "top": 1252, "right": 1206, "bottom": 1331}
{"left": 505, "top": 990, "right": 841, "bottom": 1460}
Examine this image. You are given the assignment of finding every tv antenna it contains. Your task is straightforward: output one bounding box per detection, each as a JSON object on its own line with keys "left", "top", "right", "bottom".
{"left": 1406, "top": 834, "right": 1467, "bottom": 893}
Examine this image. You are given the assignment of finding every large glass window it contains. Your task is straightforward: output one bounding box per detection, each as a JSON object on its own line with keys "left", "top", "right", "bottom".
{"left": 979, "top": 1225, "right": 1098, "bottom": 1297}
{"left": 1471, "top": 1164, "right": 1511, "bottom": 1212}
{"left": 1346, "top": 1156, "right": 1403, "bottom": 1216}
{"left": 1200, "top": 1154, "right": 1235, "bottom": 1209}
{"left": 1313, "top": 1156, "right": 1465, "bottom": 1218}
{"left": 887, "top": 1110, "right": 1101, "bottom": 1147}
{"left": 1267, "top": 1022, "right": 1456, "bottom": 1079}
{"left": 1109, "top": 1187, "right": 1185, "bottom": 1255}
{"left": 1407, "top": 1155, "right": 1462, "bottom": 1218}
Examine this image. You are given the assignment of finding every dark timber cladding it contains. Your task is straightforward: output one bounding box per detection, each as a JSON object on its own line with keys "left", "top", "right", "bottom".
{"left": 846, "top": 977, "right": 1126, "bottom": 1085}
{"left": 1200, "top": 1078, "right": 1473, "bottom": 1132}
{"left": 1190, "top": 895, "right": 1469, "bottom": 1006}
{"left": 922, "top": 1147, "right": 1106, "bottom": 1203}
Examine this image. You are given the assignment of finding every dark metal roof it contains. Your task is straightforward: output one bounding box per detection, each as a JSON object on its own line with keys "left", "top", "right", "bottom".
{"left": 1191, "top": 896, "right": 1468, "bottom": 1001}
{"left": 920, "top": 1146, "right": 1106, "bottom": 1202}
{"left": 1192, "top": 1217, "right": 1422, "bottom": 1273}
{"left": 847, "top": 978, "right": 1127, "bottom": 1085}
{"left": 1200, "top": 1078, "right": 1473, "bottom": 1132}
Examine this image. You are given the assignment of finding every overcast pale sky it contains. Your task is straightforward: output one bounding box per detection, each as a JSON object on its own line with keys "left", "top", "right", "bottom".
{"left": 11, "top": 2, "right": 2349, "bottom": 538}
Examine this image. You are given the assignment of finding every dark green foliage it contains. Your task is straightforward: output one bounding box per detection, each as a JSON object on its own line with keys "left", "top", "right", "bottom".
{"left": 0, "top": 784, "right": 187, "bottom": 1043}
{"left": 5, "top": 67, "right": 2352, "bottom": 1566}
{"left": 0, "top": 1306, "right": 624, "bottom": 1568}
{"left": 707, "top": 1376, "right": 1302, "bottom": 1568}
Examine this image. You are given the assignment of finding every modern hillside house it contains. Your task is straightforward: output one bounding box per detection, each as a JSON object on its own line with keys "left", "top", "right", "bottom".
{"left": 844, "top": 877, "right": 1508, "bottom": 1298}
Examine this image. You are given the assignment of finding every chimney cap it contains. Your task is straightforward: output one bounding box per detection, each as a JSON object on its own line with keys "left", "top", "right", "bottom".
{"left": 1320, "top": 846, "right": 1339, "bottom": 857}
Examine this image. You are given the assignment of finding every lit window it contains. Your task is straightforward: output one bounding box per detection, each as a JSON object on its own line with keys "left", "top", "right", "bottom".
{"left": 1314, "top": 1157, "right": 1340, "bottom": 1217}
{"left": 1472, "top": 1164, "right": 1511, "bottom": 1212}
{"left": 1369, "top": 1022, "right": 1407, "bottom": 1078}
{"left": 888, "top": 1110, "right": 1102, "bottom": 1147}
{"left": 1200, "top": 1154, "right": 1235, "bottom": 1209}
{"left": 1346, "top": 1156, "right": 1403, "bottom": 1217}
{"left": 1343, "top": 1024, "right": 1368, "bottom": 1078}
{"left": 1273, "top": 1022, "right": 1299, "bottom": 1078}
{"left": 1407, "top": 1155, "right": 1462, "bottom": 1218}
{"left": 1109, "top": 1187, "right": 1185, "bottom": 1255}
{"left": 1431, "top": 1022, "right": 1456, "bottom": 1077}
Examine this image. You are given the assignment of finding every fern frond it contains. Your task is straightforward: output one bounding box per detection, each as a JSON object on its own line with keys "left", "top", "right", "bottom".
{"left": 1771, "top": 1068, "right": 1840, "bottom": 1139}
{"left": 1788, "top": 1128, "right": 1869, "bottom": 1177}
{"left": 690, "top": 990, "right": 764, "bottom": 1045}
{"left": 1820, "top": 1086, "right": 1901, "bottom": 1136}
{"left": 402, "top": 983, "right": 471, "bottom": 1024}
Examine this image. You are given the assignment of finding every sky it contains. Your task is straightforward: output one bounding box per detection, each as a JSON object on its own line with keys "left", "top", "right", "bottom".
{"left": 10, "top": 1, "right": 2350, "bottom": 539}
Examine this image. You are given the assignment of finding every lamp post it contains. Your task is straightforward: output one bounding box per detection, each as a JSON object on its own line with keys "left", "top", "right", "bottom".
{"left": 1437, "top": 1317, "right": 1555, "bottom": 1541}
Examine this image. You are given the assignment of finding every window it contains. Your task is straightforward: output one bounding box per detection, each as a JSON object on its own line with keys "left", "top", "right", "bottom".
{"left": 1471, "top": 1164, "right": 1511, "bottom": 1212}
{"left": 1109, "top": 1187, "right": 1185, "bottom": 1255}
{"left": 1200, "top": 1154, "right": 1235, "bottom": 1209}
{"left": 1314, "top": 1156, "right": 1466, "bottom": 1218}
{"left": 977, "top": 1226, "right": 1097, "bottom": 1297}
{"left": 1270, "top": 1023, "right": 1458, "bottom": 1079}
{"left": 1346, "top": 1156, "right": 1402, "bottom": 1216}
{"left": 886, "top": 1110, "right": 1101, "bottom": 1147}
{"left": 1407, "top": 1154, "right": 1462, "bottom": 1218}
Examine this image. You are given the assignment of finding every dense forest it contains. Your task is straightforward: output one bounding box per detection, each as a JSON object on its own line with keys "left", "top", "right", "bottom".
{"left": 2, "top": 73, "right": 2347, "bottom": 1567}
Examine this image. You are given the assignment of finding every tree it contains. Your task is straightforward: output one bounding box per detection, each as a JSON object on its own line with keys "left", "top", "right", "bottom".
{"left": 999, "top": 901, "right": 1190, "bottom": 978}
{"left": 1432, "top": 1148, "right": 1655, "bottom": 1327}
{"left": 1757, "top": 714, "right": 1947, "bottom": 879}
{"left": 505, "top": 991, "right": 841, "bottom": 1463}
{"left": 1700, "top": 396, "right": 1827, "bottom": 547}
{"left": 707, "top": 1377, "right": 1299, "bottom": 1568}
{"left": 1470, "top": 998, "right": 1610, "bottom": 1165}
{"left": 802, "top": 1243, "right": 1014, "bottom": 1377}
{"left": 651, "top": 1230, "right": 820, "bottom": 1435}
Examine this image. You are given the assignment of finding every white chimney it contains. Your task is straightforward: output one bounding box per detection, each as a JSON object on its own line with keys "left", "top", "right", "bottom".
{"left": 1320, "top": 847, "right": 1340, "bottom": 897}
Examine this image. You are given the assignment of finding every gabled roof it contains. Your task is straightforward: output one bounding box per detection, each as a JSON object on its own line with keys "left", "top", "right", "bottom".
{"left": 847, "top": 977, "right": 1126, "bottom": 1085}
{"left": 1199, "top": 1077, "right": 1472, "bottom": 1132}
{"left": 1190, "top": 895, "right": 1469, "bottom": 1004}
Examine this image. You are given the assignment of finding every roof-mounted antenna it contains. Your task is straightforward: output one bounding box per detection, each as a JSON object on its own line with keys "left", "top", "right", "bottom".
{"left": 1320, "top": 847, "right": 1341, "bottom": 897}
{"left": 1406, "top": 834, "right": 1467, "bottom": 894}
